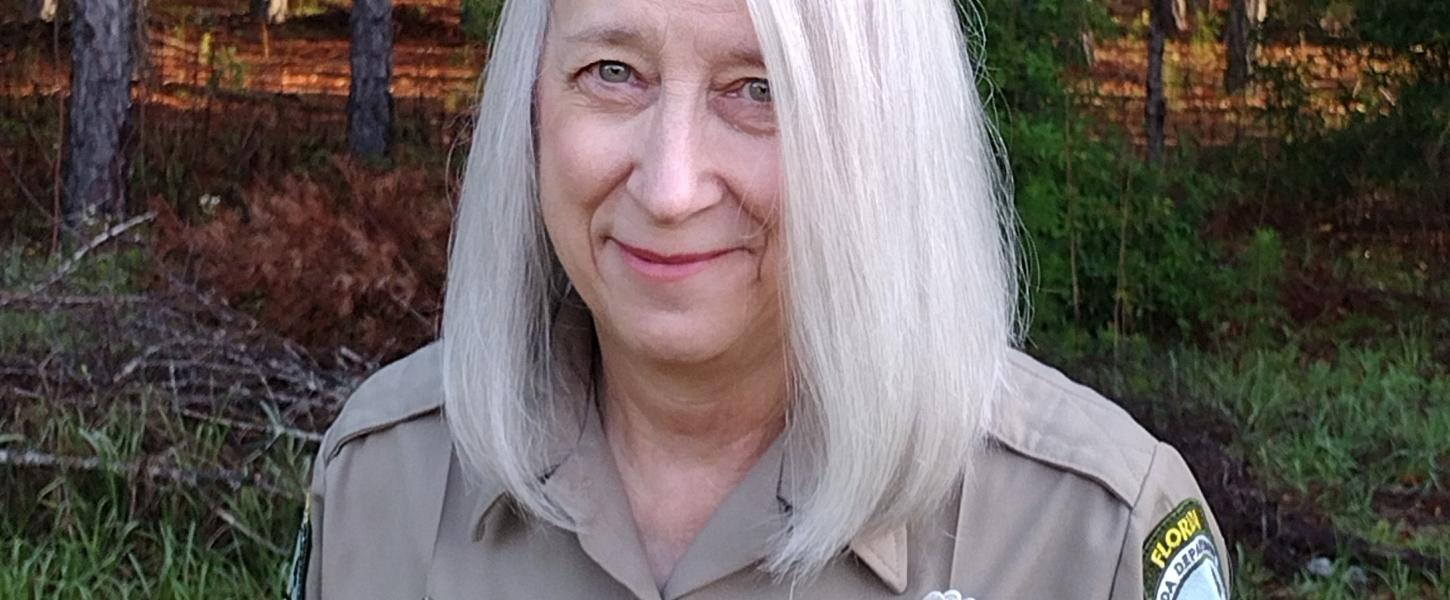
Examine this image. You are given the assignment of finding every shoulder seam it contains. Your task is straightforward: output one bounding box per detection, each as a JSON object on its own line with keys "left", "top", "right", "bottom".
{"left": 324, "top": 404, "right": 443, "bottom": 462}
{"left": 1105, "top": 441, "right": 1163, "bottom": 598}
{"left": 994, "top": 351, "right": 1158, "bottom": 505}
{"left": 317, "top": 341, "right": 447, "bottom": 464}
{"left": 986, "top": 428, "right": 1136, "bottom": 507}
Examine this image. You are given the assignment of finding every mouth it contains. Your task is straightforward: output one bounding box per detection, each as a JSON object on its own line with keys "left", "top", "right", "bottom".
{"left": 611, "top": 239, "right": 740, "bottom": 281}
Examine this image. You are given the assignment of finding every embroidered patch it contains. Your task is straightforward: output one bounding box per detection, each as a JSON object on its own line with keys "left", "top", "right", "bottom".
{"left": 921, "top": 591, "right": 974, "bottom": 600}
{"left": 1142, "top": 500, "right": 1227, "bottom": 600}
{"left": 287, "top": 494, "right": 313, "bottom": 600}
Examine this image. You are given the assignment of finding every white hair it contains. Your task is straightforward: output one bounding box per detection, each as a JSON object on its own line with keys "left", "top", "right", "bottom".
{"left": 441, "top": 0, "right": 1022, "bottom": 579}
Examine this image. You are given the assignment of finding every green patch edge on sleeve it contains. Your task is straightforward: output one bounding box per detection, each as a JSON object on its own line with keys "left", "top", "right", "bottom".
{"left": 287, "top": 495, "right": 312, "bottom": 600}
{"left": 1141, "top": 499, "right": 1223, "bottom": 599}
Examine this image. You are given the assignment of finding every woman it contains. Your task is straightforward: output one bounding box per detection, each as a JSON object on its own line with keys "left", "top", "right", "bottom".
{"left": 291, "top": 0, "right": 1231, "bottom": 598}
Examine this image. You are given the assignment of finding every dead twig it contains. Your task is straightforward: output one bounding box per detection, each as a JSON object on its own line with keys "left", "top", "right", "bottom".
{"left": 0, "top": 292, "right": 151, "bottom": 306}
{"left": 1, "top": 211, "right": 157, "bottom": 308}
{"left": 0, "top": 447, "right": 297, "bottom": 499}
{"left": 214, "top": 507, "right": 288, "bottom": 555}
{"left": 0, "top": 152, "right": 47, "bottom": 217}
{"left": 177, "top": 407, "right": 323, "bottom": 443}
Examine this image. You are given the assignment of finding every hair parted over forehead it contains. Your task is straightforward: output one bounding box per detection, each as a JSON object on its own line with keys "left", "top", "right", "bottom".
{"left": 440, "top": 0, "right": 1024, "bottom": 579}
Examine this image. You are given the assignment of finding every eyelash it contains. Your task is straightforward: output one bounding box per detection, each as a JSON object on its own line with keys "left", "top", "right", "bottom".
{"left": 589, "top": 60, "right": 640, "bottom": 85}
{"left": 583, "top": 60, "right": 771, "bottom": 104}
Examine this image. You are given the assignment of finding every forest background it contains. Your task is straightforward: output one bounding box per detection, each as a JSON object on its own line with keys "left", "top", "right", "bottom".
{"left": 1, "top": 0, "right": 1447, "bottom": 596}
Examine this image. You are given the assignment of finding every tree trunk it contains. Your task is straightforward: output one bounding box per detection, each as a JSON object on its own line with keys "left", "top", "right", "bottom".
{"left": 1169, "top": 0, "right": 1190, "bottom": 32}
{"left": 25, "top": 0, "right": 60, "bottom": 22}
{"left": 1225, "top": 0, "right": 1256, "bottom": 93}
{"left": 347, "top": 0, "right": 393, "bottom": 159}
{"left": 65, "top": 0, "right": 136, "bottom": 233}
{"left": 251, "top": 0, "right": 287, "bottom": 24}
{"left": 1146, "top": 0, "right": 1170, "bottom": 162}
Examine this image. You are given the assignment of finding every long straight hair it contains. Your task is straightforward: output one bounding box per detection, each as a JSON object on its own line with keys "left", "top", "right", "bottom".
{"left": 441, "top": 0, "right": 1023, "bottom": 578}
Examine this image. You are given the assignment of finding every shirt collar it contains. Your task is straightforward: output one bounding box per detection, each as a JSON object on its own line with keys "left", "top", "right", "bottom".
{"left": 464, "top": 301, "right": 910, "bottom": 595}
{"left": 775, "top": 435, "right": 912, "bottom": 594}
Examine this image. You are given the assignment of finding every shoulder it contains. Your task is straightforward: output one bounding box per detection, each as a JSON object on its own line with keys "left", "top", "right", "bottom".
{"left": 318, "top": 339, "right": 449, "bottom": 466}
{"left": 977, "top": 349, "right": 1230, "bottom": 599}
{"left": 988, "top": 348, "right": 1165, "bottom": 506}
{"left": 301, "top": 340, "right": 456, "bottom": 599}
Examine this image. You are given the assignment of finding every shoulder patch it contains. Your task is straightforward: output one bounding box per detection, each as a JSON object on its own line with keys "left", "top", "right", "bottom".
{"left": 1142, "top": 500, "right": 1227, "bottom": 600}
{"left": 287, "top": 495, "right": 312, "bottom": 600}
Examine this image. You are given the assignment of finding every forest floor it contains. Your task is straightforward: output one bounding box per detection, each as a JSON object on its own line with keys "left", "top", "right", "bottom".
{"left": 2, "top": 1, "right": 1447, "bottom": 597}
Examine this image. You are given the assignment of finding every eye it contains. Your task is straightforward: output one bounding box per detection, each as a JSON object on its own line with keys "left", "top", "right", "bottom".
{"left": 744, "top": 79, "right": 771, "bottom": 103}
{"left": 596, "top": 61, "right": 634, "bottom": 84}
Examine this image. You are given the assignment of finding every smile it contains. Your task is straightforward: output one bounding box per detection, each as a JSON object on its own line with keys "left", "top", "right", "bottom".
{"left": 612, "top": 240, "right": 740, "bottom": 281}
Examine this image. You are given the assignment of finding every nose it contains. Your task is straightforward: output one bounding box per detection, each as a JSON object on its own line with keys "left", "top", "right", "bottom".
{"left": 626, "top": 92, "right": 723, "bottom": 225}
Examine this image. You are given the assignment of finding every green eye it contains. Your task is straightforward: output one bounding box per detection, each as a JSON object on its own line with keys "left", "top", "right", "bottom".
{"left": 745, "top": 79, "right": 771, "bottom": 103}
{"left": 598, "top": 61, "right": 632, "bottom": 83}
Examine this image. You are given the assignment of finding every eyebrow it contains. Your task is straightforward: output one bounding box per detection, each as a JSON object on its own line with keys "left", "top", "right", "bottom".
{"left": 563, "top": 24, "right": 766, "bottom": 70}
{"left": 565, "top": 25, "right": 655, "bottom": 50}
{"left": 721, "top": 46, "right": 766, "bottom": 70}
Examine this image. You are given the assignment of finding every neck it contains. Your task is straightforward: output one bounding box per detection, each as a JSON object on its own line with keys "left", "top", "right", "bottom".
{"left": 597, "top": 335, "right": 787, "bottom": 465}
{"left": 595, "top": 332, "right": 788, "bottom": 587}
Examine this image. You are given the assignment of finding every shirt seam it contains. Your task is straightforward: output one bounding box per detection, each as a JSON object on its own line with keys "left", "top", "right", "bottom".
{"left": 1001, "top": 358, "right": 1155, "bottom": 503}
{"left": 324, "top": 405, "right": 442, "bottom": 462}
{"left": 1106, "top": 440, "right": 1162, "bottom": 599}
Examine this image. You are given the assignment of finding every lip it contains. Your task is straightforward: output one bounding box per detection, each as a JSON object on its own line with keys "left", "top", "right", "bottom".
{"left": 612, "top": 239, "right": 739, "bottom": 281}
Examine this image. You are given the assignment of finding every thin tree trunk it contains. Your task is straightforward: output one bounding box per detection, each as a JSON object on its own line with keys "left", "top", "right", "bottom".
{"left": 1169, "top": 0, "right": 1189, "bottom": 32}
{"left": 1225, "top": 0, "right": 1262, "bottom": 93}
{"left": 65, "top": 0, "right": 136, "bottom": 235}
{"left": 1146, "top": 0, "right": 1170, "bottom": 162}
{"left": 25, "top": 0, "right": 59, "bottom": 22}
{"left": 251, "top": 0, "right": 287, "bottom": 24}
{"left": 347, "top": 0, "right": 393, "bottom": 159}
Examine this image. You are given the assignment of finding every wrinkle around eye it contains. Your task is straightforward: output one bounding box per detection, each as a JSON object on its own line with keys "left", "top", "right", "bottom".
{"left": 713, "top": 96, "right": 777, "bottom": 137}
{"left": 574, "top": 62, "right": 652, "bottom": 108}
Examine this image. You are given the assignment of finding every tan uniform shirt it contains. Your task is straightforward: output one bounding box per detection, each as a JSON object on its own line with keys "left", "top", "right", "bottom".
{"left": 291, "top": 338, "right": 1231, "bottom": 600}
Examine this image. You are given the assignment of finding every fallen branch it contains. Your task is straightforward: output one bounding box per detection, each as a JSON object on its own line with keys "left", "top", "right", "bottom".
{"left": 215, "top": 507, "right": 289, "bottom": 555}
{"left": 0, "top": 447, "right": 298, "bottom": 499}
{"left": 178, "top": 407, "right": 323, "bottom": 443}
{"left": 0, "top": 292, "right": 151, "bottom": 306}
{"left": 0, "top": 211, "right": 157, "bottom": 308}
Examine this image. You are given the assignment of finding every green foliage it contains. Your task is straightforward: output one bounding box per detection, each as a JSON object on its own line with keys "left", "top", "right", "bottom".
{"left": 1050, "top": 332, "right": 1450, "bottom": 595}
{"left": 1352, "top": 0, "right": 1450, "bottom": 79}
{"left": 460, "top": 0, "right": 505, "bottom": 44}
{"left": 1, "top": 398, "right": 311, "bottom": 598}
{"left": 1228, "top": 228, "right": 1288, "bottom": 344}
{"left": 972, "top": 0, "right": 1113, "bottom": 115}
{"left": 972, "top": 0, "right": 1231, "bottom": 342}
{"left": 1228, "top": 75, "right": 1450, "bottom": 216}
{"left": 1007, "top": 117, "right": 1231, "bottom": 341}
{"left": 1205, "top": 338, "right": 1450, "bottom": 559}
{"left": 1230, "top": 0, "right": 1450, "bottom": 213}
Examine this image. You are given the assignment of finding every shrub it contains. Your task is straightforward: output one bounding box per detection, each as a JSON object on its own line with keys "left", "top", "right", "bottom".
{"left": 151, "top": 157, "right": 452, "bottom": 362}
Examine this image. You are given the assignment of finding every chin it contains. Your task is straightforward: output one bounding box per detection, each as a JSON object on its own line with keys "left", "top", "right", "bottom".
{"left": 611, "top": 307, "right": 746, "bottom": 365}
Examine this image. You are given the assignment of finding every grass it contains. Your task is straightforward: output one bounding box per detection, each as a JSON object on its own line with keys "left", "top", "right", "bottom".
{"left": 1, "top": 391, "right": 311, "bottom": 599}
{"left": 7, "top": 321, "right": 1446, "bottom": 597}
{"left": 1211, "top": 339, "right": 1450, "bottom": 552}
{"left": 2, "top": 234, "right": 1447, "bottom": 596}
{"left": 1044, "top": 317, "right": 1450, "bottom": 598}
{"left": 3, "top": 239, "right": 313, "bottom": 598}
{"left": 1213, "top": 338, "right": 1450, "bottom": 598}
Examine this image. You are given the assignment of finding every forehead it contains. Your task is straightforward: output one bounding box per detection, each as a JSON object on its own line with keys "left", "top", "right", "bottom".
{"left": 548, "top": 0, "right": 762, "bottom": 62}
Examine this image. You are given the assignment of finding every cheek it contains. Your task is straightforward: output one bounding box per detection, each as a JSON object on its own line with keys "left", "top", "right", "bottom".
{"left": 536, "top": 87, "right": 634, "bottom": 278}
{"left": 721, "top": 133, "right": 783, "bottom": 242}
{"left": 538, "top": 104, "right": 629, "bottom": 213}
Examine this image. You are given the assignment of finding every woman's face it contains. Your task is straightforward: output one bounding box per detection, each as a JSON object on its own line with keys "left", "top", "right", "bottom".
{"left": 536, "top": 0, "right": 783, "bottom": 366}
